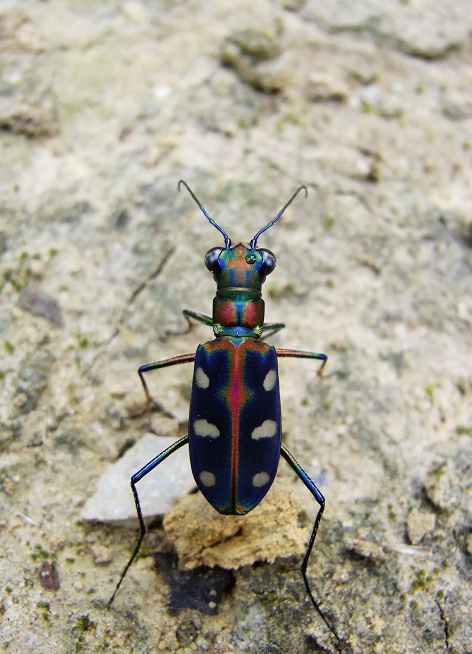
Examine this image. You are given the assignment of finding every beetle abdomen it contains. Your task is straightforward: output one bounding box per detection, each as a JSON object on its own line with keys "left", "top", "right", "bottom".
{"left": 189, "top": 338, "right": 281, "bottom": 515}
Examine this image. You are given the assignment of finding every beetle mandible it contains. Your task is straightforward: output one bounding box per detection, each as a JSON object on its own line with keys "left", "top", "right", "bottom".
{"left": 109, "top": 180, "right": 340, "bottom": 643}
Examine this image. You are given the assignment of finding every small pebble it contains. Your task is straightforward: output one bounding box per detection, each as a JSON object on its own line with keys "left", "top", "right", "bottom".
{"left": 90, "top": 543, "right": 113, "bottom": 566}
{"left": 305, "top": 72, "right": 348, "bottom": 103}
{"left": 406, "top": 508, "right": 436, "bottom": 545}
{"left": 221, "top": 29, "right": 286, "bottom": 93}
{"left": 109, "top": 383, "right": 126, "bottom": 398}
{"left": 39, "top": 561, "right": 60, "bottom": 590}
{"left": 18, "top": 284, "right": 63, "bottom": 326}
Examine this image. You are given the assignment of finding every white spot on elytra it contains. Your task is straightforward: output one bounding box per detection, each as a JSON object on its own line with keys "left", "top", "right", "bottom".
{"left": 200, "top": 471, "right": 216, "bottom": 487}
{"left": 252, "top": 472, "right": 270, "bottom": 487}
{"left": 195, "top": 367, "right": 210, "bottom": 389}
{"left": 263, "top": 369, "right": 277, "bottom": 391}
{"left": 251, "top": 419, "right": 277, "bottom": 440}
{"left": 193, "top": 419, "right": 220, "bottom": 438}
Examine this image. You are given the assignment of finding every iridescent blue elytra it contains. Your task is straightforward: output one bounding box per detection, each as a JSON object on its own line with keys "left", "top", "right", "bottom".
{"left": 190, "top": 337, "right": 281, "bottom": 515}
{"left": 109, "top": 181, "right": 341, "bottom": 645}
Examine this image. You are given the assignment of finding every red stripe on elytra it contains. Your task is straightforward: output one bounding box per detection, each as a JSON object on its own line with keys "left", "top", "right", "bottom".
{"left": 228, "top": 344, "right": 246, "bottom": 509}
{"left": 207, "top": 339, "right": 262, "bottom": 511}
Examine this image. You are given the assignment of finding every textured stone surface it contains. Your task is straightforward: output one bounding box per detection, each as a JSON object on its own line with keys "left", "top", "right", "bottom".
{"left": 0, "top": 1, "right": 471, "bottom": 653}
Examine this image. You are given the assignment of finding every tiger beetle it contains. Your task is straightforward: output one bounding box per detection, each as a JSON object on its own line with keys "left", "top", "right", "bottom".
{"left": 109, "top": 181, "right": 340, "bottom": 644}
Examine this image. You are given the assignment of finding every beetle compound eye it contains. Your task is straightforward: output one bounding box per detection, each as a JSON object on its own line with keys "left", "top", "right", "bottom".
{"left": 259, "top": 249, "right": 276, "bottom": 276}
{"left": 204, "top": 247, "right": 223, "bottom": 273}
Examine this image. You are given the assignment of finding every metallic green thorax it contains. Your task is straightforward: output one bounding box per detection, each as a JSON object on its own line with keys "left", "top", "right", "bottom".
{"left": 211, "top": 244, "right": 268, "bottom": 338}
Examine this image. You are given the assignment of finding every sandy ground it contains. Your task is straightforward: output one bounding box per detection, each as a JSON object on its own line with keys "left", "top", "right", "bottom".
{"left": 1, "top": 1, "right": 471, "bottom": 653}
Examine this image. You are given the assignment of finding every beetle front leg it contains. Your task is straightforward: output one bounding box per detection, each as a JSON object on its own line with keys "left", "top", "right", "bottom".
{"left": 276, "top": 348, "right": 327, "bottom": 377}
{"left": 261, "top": 322, "right": 285, "bottom": 338}
{"left": 183, "top": 309, "right": 213, "bottom": 328}
{"left": 108, "top": 434, "right": 189, "bottom": 607}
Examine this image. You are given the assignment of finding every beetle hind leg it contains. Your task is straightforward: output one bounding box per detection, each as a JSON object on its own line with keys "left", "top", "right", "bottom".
{"left": 281, "top": 444, "right": 342, "bottom": 647}
{"left": 108, "top": 435, "right": 189, "bottom": 607}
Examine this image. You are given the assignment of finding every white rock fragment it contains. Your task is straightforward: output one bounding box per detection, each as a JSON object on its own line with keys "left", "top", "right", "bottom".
{"left": 82, "top": 434, "right": 194, "bottom": 523}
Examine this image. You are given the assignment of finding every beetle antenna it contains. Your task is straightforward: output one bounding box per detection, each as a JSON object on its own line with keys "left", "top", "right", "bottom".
{"left": 250, "top": 185, "right": 308, "bottom": 249}
{"left": 178, "top": 180, "right": 231, "bottom": 248}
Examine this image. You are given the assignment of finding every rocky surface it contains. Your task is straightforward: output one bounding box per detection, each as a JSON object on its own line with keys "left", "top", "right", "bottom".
{"left": 0, "top": 1, "right": 471, "bottom": 653}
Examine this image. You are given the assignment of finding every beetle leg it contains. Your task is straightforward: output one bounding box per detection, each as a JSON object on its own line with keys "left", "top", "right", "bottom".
{"left": 276, "top": 348, "right": 327, "bottom": 377}
{"left": 182, "top": 308, "right": 213, "bottom": 327}
{"left": 281, "top": 444, "right": 342, "bottom": 647}
{"left": 261, "top": 322, "right": 285, "bottom": 338}
{"left": 108, "top": 434, "right": 190, "bottom": 607}
{"left": 137, "top": 353, "right": 195, "bottom": 427}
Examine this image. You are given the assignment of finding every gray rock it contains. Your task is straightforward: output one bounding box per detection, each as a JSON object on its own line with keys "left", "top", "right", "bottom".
{"left": 18, "top": 283, "right": 64, "bottom": 326}
{"left": 81, "top": 434, "right": 195, "bottom": 523}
